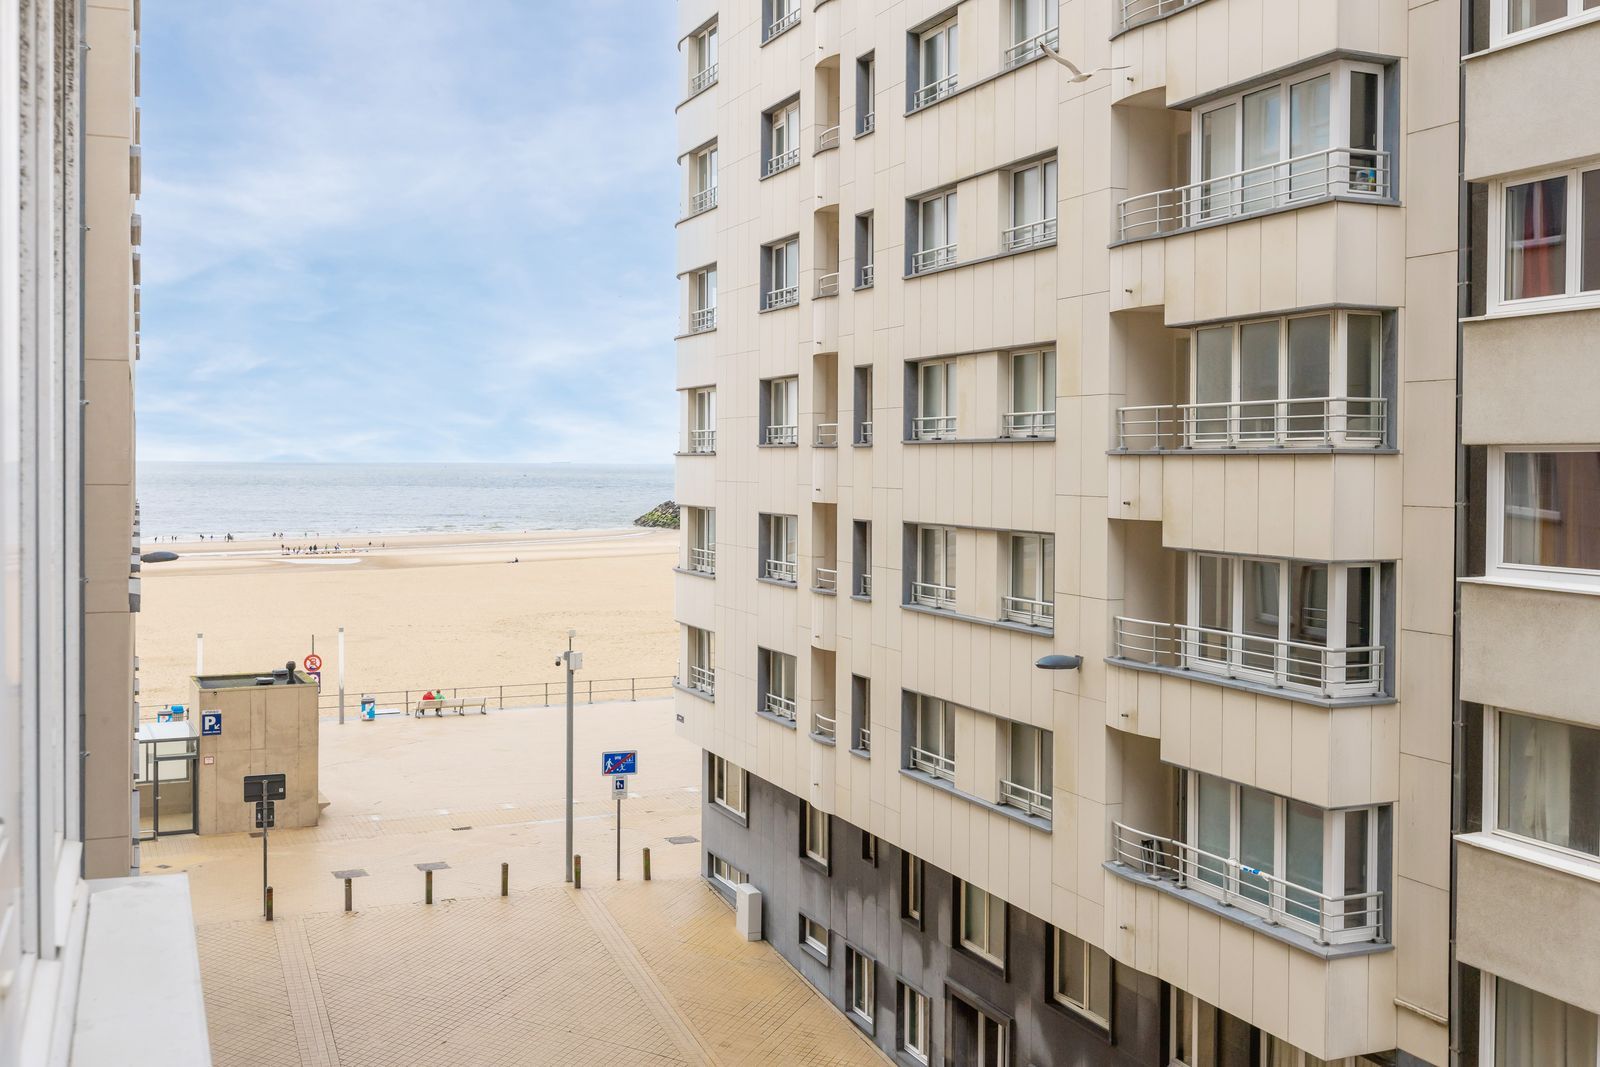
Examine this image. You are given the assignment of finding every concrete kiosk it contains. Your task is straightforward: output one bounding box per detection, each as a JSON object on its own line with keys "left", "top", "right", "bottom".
{"left": 190, "top": 666, "right": 321, "bottom": 835}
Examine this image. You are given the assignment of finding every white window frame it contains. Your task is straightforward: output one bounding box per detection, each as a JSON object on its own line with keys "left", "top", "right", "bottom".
{"left": 1000, "top": 720, "right": 1053, "bottom": 818}
{"left": 764, "top": 238, "right": 800, "bottom": 307}
{"left": 912, "top": 525, "right": 957, "bottom": 608}
{"left": 761, "top": 513, "right": 798, "bottom": 584}
{"left": 1051, "top": 928, "right": 1111, "bottom": 1028}
{"left": 902, "top": 853, "right": 924, "bottom": 921}
{"left": 1479, "top": 971, "right": 1600, "bottom": 1067}
{"left": 761, "top": 647, "right": 797, "bottom": 720}
{"left": 909, "top": 694, "right": 957, "bottom": 780}
{"left": 1482, "top": 706, "right": 1600, "bottom": 864}
{"left": 912, "top": 191, "right": 958, "bottom": 272}
{"left": 690, "top": 144, "right": 718, "bottom": 215}
{"left": 846, "top": 946, "right": 875, "bottom": 1024}
{"left": 690, "top": 23, "right": 718, "bottom": 91}
{"left": 803, "top": 803, "right": 830, "bottom": 867}
{"left": 800, "top": 913, "right": 830, "bottom": 959}
{"left": 1006, "top": 0, "right": 1059, "bottom": 66}
{"left": 914, "top": 359, "right": 958, "bottom": 440}
{"left": 900, "top": 983, "right": 931, "bottom": 1063}
{"left": 1004, "top": 349, "right": 1056, "bottom": 439}
{"left": 914, "top": 18, "right": 959, "bottom": 108}
{"left": 1004, "top": 532, "right": 1054, "bottom": 628}
{"left": 686, "top": 624, "right": 715, "bottom": 693}
{"left": 958, "top": 882, "right": 1006, "bottom": 966}
{"left": 858, "top": 54, "right": 876, "bottom": 135}
{"left": 764, "top": 376, "right": 799, "bottom": 445}
{"left": 708, "top": 853, "right": 747, "bottom": 889}
{"left": 686, "top": 506, "right": 715, "bottom": 572}
{"left": 766, "top": 102, "right": 801, "bottom": 175}
{"left": 1486, "top": 445, "right": 1600, "bottom": 590}
{"left": 688, "top": 387, "right": 716, "bottom": 452}
{"left": 1006, "top": 160, "right": 1058, "bottom": 250}
{"left": 1490, "top": 163, "right": 1600, "bottom": 315}
{"left": 709, "top": 754, "right": 744, "bottom": 816}
{"left": 1489, "top": 0, "right": 1600, "bottom": 47}
{"left": 767, "top": 0, "right": 799, "bottom": 39}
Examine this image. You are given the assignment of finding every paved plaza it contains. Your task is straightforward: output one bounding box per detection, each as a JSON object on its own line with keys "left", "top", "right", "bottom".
{"left": 145, "top": 699, "right": 886, "bottom": 1066}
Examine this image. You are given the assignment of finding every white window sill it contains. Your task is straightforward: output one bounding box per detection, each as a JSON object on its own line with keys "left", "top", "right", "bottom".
{"left": 1458, "top": 573, "right": 1600, "bottom": 598}
{"left": 1456, "top": 830, "right": 1600, "bottom": 886}
{"left": 1466, "top": 8, "right": 1600, "bottom": 61}
{"left": 1464, "top": 295, "right": 1600, "bottom": 323}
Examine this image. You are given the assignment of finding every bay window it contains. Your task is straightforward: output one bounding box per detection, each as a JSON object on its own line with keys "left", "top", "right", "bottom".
{"left": 1005, "top": 0, "right": 1058, "bottom": 67}
{"left": 1005, "top": 159, "right": 1057, "bottom": 251}
{"left": 1495, "top": 165, "right": 1600, "bottom": 309}
{"left": 763, "top": 237, "right": 800, "bottom": 308}
{"left": 1490, "top": 448, "right": 1600, "bottom": 585}
{"left": 763, "top": 376, "right": 799, "bottom": 445}
{"left": 913, "top": 18, "right": 958, "bottom": 108}
{"left": 1489, "top": 708, "right": 1600, "bottom": 859}
{"left": 909, "top": 693, "right": 956, "bottom": 780}
{"left": 1005, "top": 349, "right": 1055, "bottom": 439}
{"left": 958, "top": 882, "right": 1005, "bottom": 966}
{"left": 1004, "top": 533, "right": 1054, "bottom": 627}
{"left": 1482, "top": 974, "right": 1599, "bottom": 1066}
{"left": 912, "top": 526, "right": 956, "bottom": 608}
{"left": 912, "top": 190, "right": 957, "bottom": 273}
{"left": 1000, "top": 722, "right": 1052, "bottom": 818}
{"left": 764, "top": 101, "right": 800, "bottom": 177}
{"left": 760, "top": 513, "right": 798, "bottom": 582}
{"left": 1051, "top": 929, "right": 1111, "bottom": 1028}
{"left": 760, "top": 648, "right": 797, "bottom": 721}
{"left": 914, "top": 359, "right": 957, "bottom": 439}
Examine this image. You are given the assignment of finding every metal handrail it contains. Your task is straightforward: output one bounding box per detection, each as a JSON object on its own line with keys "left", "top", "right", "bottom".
{"left": 765, "top": 148, "right": 800, "bottom": 177}
{"left": 911, "top": 243, "right": 956, "bottom": 273}
{"left": 689, "top": 186, "right": 717, "bottom": 215}
{"left": 764, "top": 285, "right": 798, "bottom": 310}
{"left": 1004, "top": 217, "right": 1057, "bottom": 250}
{"left": 1115, "top": 397, "right": 1388, "bottom": 450}
{"left": 913, "top": 74, "right": 958, "bottom": 109}
{"left": 911, "top": 581, "right": 955, "bottom": 609}
{"left": 688, "top": 664, "right": 716, "bottom": 695}
{"left": 224, "top": 674, "right": 681, "bottom": 722}
{"left": 765, "top": 557, "right": 798, "bottom": 582}
{"left": 857, "top": 420, "right": 874, "bottom": 444}
{"left": 858, "top": 112, "right": 875, "bottom": 135}
{"left": 857, "top": 571, "right": 872, "bottom": 597}
{"left": 689, "top": 428, "right": 716, "bottom": 453}
{"left": 766, "top": 7, "right": 800, "bottom": 39}
{"left": 815, "top": 422, "right": 839, "bottom": 446}
{"left": 765, "top": 423, "right": 798, "bottom": 445}
{"left": 816, "top": 125, "right": 840, "bottom": 152}
{"left": 816, "top": 272, "right": 839, "bottom": 298}
{"left": 858, "top": 263, "right": 874, "bottom": 288}
{"left": 1111, "top": 615, "right": 1384, "bottom": 697}
{"left": 689, "top": 546, "right": 716, "bottom": 574}
{"left": 812, "top": 710, "right": 837, "bottom": 738}
{"left": 689, "top": 307, "right": 717, "bottom": 333}
{"left": 1120, "top": 0, "right": 1201, "bottom": 31}
{"left": 856, "top": 726, "right": 871, "bottom": 751}
{"left": 913, "top": 415, "right": 956, "bottom": 440}
{"left": 1003, "top": 410, "right": 1056, "bottom": 438}
{"left": 1001, "top": 594, "right": 1054, "bottom": 628}
{"left": 690, "top": 63, "right": 719, "bottom": 94}
{"left": 1111, "top": 821, "right": 1384, "bottom": 945}
{"left": 765, "top": 691, "right": 798, "bottom": 720}
{"left": 1004, "top": 26, "right": 1059, "bottom": 68}
{"left": 1000, "top": 778, "right": 1052, "bottom": 818}
{"left": 814, "top": 566, "right": 838, "bottom": 592}
{"left": 909, "top": 745, "right": 955, "bottom": 780}
{"left": 1118, "top": 148, "right": 1390, "bottom": 240}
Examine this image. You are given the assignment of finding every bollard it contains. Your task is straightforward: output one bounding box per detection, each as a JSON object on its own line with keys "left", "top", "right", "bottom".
{"left": 344, "top": 878, "right": 353, "bottom": 913}
{"left": 265, "top": 886, "right": 274, "bottom": 922}
{"left": 573, "top": 855, "right": 582, "bottom": 889}
{"left": 643, "top": 847, "right": 652, "bottom": 882}
{"left": 501, "top": 862, "right": 509, "bottom": 897}
{"left": 425, "top": 868, "right": 434, "bottom": 905}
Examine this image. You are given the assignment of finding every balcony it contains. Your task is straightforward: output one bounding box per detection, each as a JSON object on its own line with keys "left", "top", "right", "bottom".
{"left": 688, "top": 428, "right": 716, "bottom": 453}
{"left": 763, "top": 286, "right": 798, "bottom": 310}
{"left": 764, "top": 422, "right": 798, "bottom": 445}
{"left": 999, "top": 779, "right": 1052, "bottom": 818}
{"left": 688, "top": 186, "right": 717, "bottom": 216}
{"left": 814, "top": 566, "right": 838, "bottom": 593}
{"left": 689, "top": 547, "right": 715, "bottom": 574}
{"left": 689, "top": 63, "right": 718, "bottom": 95}
{"left": 1003, "top": 27, "right": 1058, "bottom": 69}
{"left": 1001, "top": 595, "right": 1053, "bottom": 629}
{"left": 911, "top": 243, "right": 956, "bottom": 274}
{"left": 811, "top": 710, "right": 837, "bottom": 740}
{"left": 911, "top": 581, "right": 955, "bottom": 610}
{"left": 913, "top": 75, "right": 957, "bottom": 110}
{"left": 1111, "top": 616, "right": 1384, "bottom": 699}
{"left": 857, "top": 112, "right": 875, "bottom": 136}
{"left": 814, "top": 422, "right": 839, "bottom": 447}
{"left": 855, "top": 726, "right": 871, "bottom": 752}
{"left": 765, "top": 8, "right": 799, "bottom": 41}
{"left": 764, "top": 149, "right": 799, "bottom": 178}
{"left": 688, "top": 664, "right": 715, "bottom": 695}
{"left": 764, "top": 558, "right": 798, "bottom": 583}
{"left": 764, "top": 691, "right": 798, "bottom": 722}
{"left": 1116, "top": 398, "right": 1387, "bottom": 451}
{"left": 1003, "top": 217, "right": 1056, "bottom": 252}
{"left": 1002, "top": 410, "right": 1055, "bottom": 439}
{"left": 912, "top": 415, "right": 956, "bottom": 441}
{"left": 856, "top": 420, "right": 873, "bottom": 445}
{"left": 857, "top": 263, "right": 874, "bottom": 288}
{"left": 909, "top": 746, "right": 954, "bottom": 781}
{"left": 816, "top": 125, "right": 840, "bottom": 152}
{"left": 815, "top": 272, "right": 839, "bottom": 298}
{"left": 1118, "top": 0, "right": 1202, "bottom": 32}
{"left": 1111, "top": 822, "right": 1383, "bottom": 946}
{"left": 1117, "top": 148, "right": 1391, "bottom": 242}
{"left": 689, "top": 307, "right": 716, "bottom": 334}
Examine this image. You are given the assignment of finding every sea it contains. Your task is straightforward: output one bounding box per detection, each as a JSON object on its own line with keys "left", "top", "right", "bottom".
{"left": 138, "top": 462, "right": 675, "bottom": 541}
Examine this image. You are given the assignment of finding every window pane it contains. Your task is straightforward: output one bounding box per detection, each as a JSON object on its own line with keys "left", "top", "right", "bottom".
{"left": 1345, "top": 313, "right": 1382, "bottom": 434}
{"left": 1495, "top": 976, "right": 1600, "bottom": 1066}
{"left": 1505, "top": 176, "right": 1568, "bottom": 300}
{"left": 1508, "top": 0, "right": 1568, "bottom": 33}
{"left": 1238, "top": 787, "right": 1275, "bottom": 905}
{"left": 1241, "top": 87, "right": 1281, "bottom": 212}
{"left": 1059, "top": 931, "right": 1086, "bottom": 1003}
{"left": 1503, "top": 451, "right": 1600, "bottom": 572}
{"left": 1349, "top": 71, "right": 1379, "bottom": 153}
{"left": 1288, "top": 74, "right": 1331, "bottom": 197}
{"left": 1499, "top": 711, "right": 1600, "bottom": 857}
{"left": 1239, "top": 321, "right": 1279, "bottom": 439}
{"left": 1583, "top": 170, "right": 1600, "bottom": 293}
{"left": 1284, "top": 800, "right": 1324, "bottom": 926}
{"left": 1194, "top": 327, "right": 1233, "bottom": 440}
{"left": 1241, "top": 559, "right": 1280, "bottom": 671}
{"left": 1287, "top": 315, "right": 1331, "bottom": 438}
{"left": 1196, "top": 774, "right": 1231, "bottom": 889}
{"left": 962, "top": 884, "right": 982, "bottom": 943}
{"left": 1343, "top": 809, "right": 1371, "bottom": 929}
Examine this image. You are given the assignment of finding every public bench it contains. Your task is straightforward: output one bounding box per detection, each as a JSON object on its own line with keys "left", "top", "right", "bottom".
{"left": 413, "top": 695, "right": 489, "bottom": 718}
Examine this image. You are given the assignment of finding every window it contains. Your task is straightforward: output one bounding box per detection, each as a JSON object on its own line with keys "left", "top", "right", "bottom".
{"left": 689, "top": 22, "right": 718, "bottom": 93}
{"left": 861, "top": 831, "right": 878, "bottom": 865}
{"left": 950, "top": 994, "right": 1009, "bottom": 1067}
{"left": 760, "top": 647, "right": 797, "bottom": 721}
{"left": 765, "top": 0, "right": 799, "bottom": 41}
{"left": 856, "top": 54, "right": 876, "bottom": 135}
{"left": 802, "top": 802, "right": 830, "bottom": 867}
{"left": 688, "top": 388, "right": 715, "bottom": 454}
{"left": 1186, "top": 553, "right": 1382, "bottom": 697}
{"left": 763, "top": 376, "right": 799, "bottom": 445}
{"left": 764, "top": 101, "right": 800, "bottom": 176}
{"left": 1490, "top": 448, "right": 1600, "bottom": 585}
{"left": 851, "top": 520, "right": 872, "bottom": 600}
{"left": 800, "top": 913, "right": 830, "bottom": 959}
{"left": 850, "top": 673, "right": 871, "bottom": 751}
{"left": 1004, "top": 533, "right": 1054, "bottom": 628}
{"left": 1004, "top": 349, "right": 1055, "bottom": 438}
{"left": 689, "top": 267, "right": 717, "bottom": 333}
{"left": 686, "top": 625, "right": 715, "bottom": 694}
{"left": 1193, "top": 62, "right": 1386, "bottom": 223}
{"left": 1490, "top": 708, "right": 1600, "bottom": 859}
{"left": 1005, "top": 160, "right": 1058, "bottom": 250}
{"left": 846, "top": 947, "right": 875, "bottom": 1025}
{"left": 760, "top": 513, "right": 798, "bottom": 582}
{"left": 900, "top": 984, "right": 931, "bottom": 1063}
{"left": 913, "top": 18, "right": 959, "bottom": 108}
{"left": 1496, "top": 0, "right": 1600, "bottom": 41}
{"left": 1000, "top": 722, "right": 1053, "bottom": 818}
{"left": 762, "top": 238, "right": 800, "bottom": 308}
{"left": 909, "top": 695, "right": 957, "bottom": 781}
{"left": 855, "top": 212, "right": 875, "bottom": 288}
{"left": 913, "top": 360, "right": 957, "bottom": 440}
{"left": 1169, "top": 992, "right": 1257, "bottom": 1067}
{"left": 853, "top": 365, "right": 874, "bottom": 445}
{"left": 1482, "top": 973, "right": 1599, "bottom": 1066}
{"left": 1006, "top": 0, "right": 1059, "bottom": 66}
{"left": 912, "top": 526, "right": 957, "bottom": 608}
{"left": 958, "top": 883, "right": 1005, "bottom": 965}
{"left": 689, "top": 143, "right": 718, "bottom": 215}
{"left": 1052, "top": 929, "right": 1112, "bottom": 1027}
{"left": 1188, "top": 311, "right": 1385, "bottom": 448}
{"left": 1496, "top": 165, "right": 1600, "bottom": 309}
{"left": 912, "top": 191, "right": 957, "bottom": 273}
{"left": 708, "top": 853, "right": 747, "bottom": 889}
{"left": 709, "top": 753, "right": 744, "bottom": 815}
{"left": 901, "top": 853, "right": 924, "bottom": 922}
{"left": 685, "top": 506, "right": 716, "bottom": 573}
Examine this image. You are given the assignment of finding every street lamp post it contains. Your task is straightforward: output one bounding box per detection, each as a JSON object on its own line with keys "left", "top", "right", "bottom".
{"left": 560, "top": 630, "right": 582, "bottom": 883}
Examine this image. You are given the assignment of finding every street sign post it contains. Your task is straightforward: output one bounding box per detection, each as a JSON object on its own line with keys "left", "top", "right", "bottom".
{"left": 245, "top": 773, "right": 287, "bottom": 918}
{"left": 601, "top": 751, "right": 638, "bottom": 776}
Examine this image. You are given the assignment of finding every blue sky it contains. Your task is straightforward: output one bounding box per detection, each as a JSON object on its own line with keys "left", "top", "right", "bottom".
{"left": 139, "top": 1, "right": 679, "bottom": 463}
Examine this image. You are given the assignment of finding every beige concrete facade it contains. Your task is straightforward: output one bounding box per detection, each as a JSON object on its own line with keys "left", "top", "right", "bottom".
{"left": 674, "top": 0, "right": 1460, "bottom": 1062}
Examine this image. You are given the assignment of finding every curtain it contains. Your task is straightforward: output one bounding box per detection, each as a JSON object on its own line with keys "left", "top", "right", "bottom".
{"left": 1496, "top": 977, "right": 1599, "bottom": 1065}
{"left": 1505, "top": 177, "right": 1566, "bottom": 301}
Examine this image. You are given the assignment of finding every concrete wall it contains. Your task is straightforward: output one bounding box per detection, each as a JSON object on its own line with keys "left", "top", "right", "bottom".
{"left": 190, "top": 676, "right": 321, "bottom": 834}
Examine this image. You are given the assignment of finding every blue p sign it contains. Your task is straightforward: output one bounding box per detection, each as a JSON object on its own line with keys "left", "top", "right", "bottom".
{"left": 201, "top": 712, "right": 222, "bottom": 736}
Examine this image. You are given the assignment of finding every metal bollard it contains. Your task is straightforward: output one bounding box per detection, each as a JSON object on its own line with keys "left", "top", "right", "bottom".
{"left": 643, "top": 847, "right": 652, "bottom": 882}
{"left": 573, "top": 855, "right": 582, "bottom": 889}
{"left": 344, "top": 878, "right": 353, "bottom": 913}
{"left": 501, "top": 862, "right": 509, "bottom": 897}
{"left": 265, "top": 886, "right": 274, "bottom": 922}
{"left": 425, "top": 869, "right": 433, "bottom": 905}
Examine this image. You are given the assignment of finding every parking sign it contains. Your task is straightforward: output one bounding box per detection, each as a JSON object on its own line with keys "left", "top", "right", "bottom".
{"left": 201, "top": 711, "right": 222, "bottom": 736}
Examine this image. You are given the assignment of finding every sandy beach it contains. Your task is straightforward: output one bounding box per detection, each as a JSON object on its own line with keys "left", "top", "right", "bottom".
{"left": 136, "top": 527, "right": 679, "bottom": 714}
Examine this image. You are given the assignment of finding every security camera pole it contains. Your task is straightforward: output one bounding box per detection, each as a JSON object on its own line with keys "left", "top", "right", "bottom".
{"left": 561, "top": 630, "right": 582, "bottom": 882}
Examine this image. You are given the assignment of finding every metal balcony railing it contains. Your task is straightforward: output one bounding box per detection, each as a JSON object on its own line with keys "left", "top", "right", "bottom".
{"left": 913, "top": 74, "right": 958, "bottom": 109}
{"left": 690, "top": 63, "right": 719, "bottom": 94}
{"left": 814, "top": 566, "right": 838, "bottom": 593}
{"left": 857, "top": 420, "right": 873, "bottom": 445}
{"left": 689, "top": 546, "right": 715, "bottom": 574}
{"left": 1001, "top": 595, "right": 1054, "bottom": 628}
{"left": 856, "top": 571, "right": 872, "bottom": 598}
{"left": 1117, "top": 148, "right": 1391, "bottom": 240}
{"left": 764, "top": 422, "right": 798, "bottom": 445}
{"left": 912, "top": 415, "right": 956, "bottom": 441}
{"left": 689, "top": 307, "right": 717, "bottom": 333}
{"left": 909, "top": 745, "right": 955, "bottom": 781}
{"left": 1111, "top": 615, "right": 1384, "bottom": 698}
{"left": 688, "top": 428, "right": 716, "bottom": 453}
{"left": 689, "top": 186, "right": 718, "bottom": 215}
{"left": 766, "top": 7, "right": 799, "bottom": 39}
{"left": 816, "top": 125, "right": 840, "bottom": 152}
{"left": 816, "top": 272, "right": 839, "bottom": 298}
{"left": 999, "top": 778, "right": 1052, "bottom": 818}
{"left": 858, "top": 112, "right": 875, "bottom": 136}
{"left": 812, "top": 710, "right": 837, "bottom": 739}
{"left": 911, "top": 581, "right": 955, "bottom": 609}
{"left": 1003, "top": 410, "right": 1056, "bottom": 439}
{"left": 815, "top": 422, "right": 839, "bottom": 446}
{"left": 911, "top": 243, "right": 956, "bottom": 274}
{"left": 1120, "top": 0, "right": 1201, "bottom": 31}
{"left": 1003, "top": 217, "right": 1057, "bottom": 251}
{"left": 1003, "top": 26, "right": 1059, "bottom": 68}
{"left": 764, "top": 557, "right": 798, "bottom": 583}
{"left": 858, "top": 262, "right": 874, "bottom": 288}
{"left": 688, "top": 664, "right": 716, "bottom": 695}
{"left": 764, "top": 691, "right": 797, "bottom": 721}
{"left": 763, "top": 285, "right": 798, "bottom": 310}
{"left": 765, "top": 148, "right": 800, "bottom": 177}
{"left": 1111, "top": 822, "right": 1384, "bottom": 945}
{"left": 856, "top": 726, "right": 871, "bottom": 751}
{"left": 1115, "top": 397, "right": 1388, "bottom": 451}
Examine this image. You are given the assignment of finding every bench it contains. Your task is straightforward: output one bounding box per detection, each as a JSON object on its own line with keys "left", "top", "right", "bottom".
{"left": 413, "top": 696, "right": 489, "bottom": 718}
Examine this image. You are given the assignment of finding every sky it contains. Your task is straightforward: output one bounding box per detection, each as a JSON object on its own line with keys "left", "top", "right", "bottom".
{"left": 138, "top": 1, "right": 680, "bottom": 464}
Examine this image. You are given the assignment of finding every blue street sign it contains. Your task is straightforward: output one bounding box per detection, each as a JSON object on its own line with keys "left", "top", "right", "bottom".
{"left": 601, "top": 750, "right": 638, "bottom": 776}
{"left": 613, "top": 776, "right": 628, "bottom": 795}
{"left": 201, "top": 711, "right": 222, "bottom": 736}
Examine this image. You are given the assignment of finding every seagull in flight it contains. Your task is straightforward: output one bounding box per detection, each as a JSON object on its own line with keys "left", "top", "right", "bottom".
{"left": 1039, "top": 41, "right": 1130, "bottom": 83}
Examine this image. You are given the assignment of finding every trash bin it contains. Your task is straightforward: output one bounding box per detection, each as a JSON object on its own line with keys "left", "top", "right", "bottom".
{"left": 360, "top": 695, "right": 376, "bottom": 721}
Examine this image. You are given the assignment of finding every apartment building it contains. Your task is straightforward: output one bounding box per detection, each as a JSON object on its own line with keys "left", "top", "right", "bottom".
{"left": 1451, "top": 2, "right": 1600, "bottom": 1065}
{"left": 2, "top": 1, "right": 206, "bottom": 1061}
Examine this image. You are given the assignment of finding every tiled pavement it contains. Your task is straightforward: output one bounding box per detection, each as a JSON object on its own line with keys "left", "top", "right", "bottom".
{"left": 154, "top": 700, "right": 886, "bottom": 1066}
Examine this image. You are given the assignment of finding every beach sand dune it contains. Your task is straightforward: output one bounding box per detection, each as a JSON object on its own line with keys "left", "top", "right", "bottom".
{"left": 136, "top": 528, "right": 679, "bottom": 713}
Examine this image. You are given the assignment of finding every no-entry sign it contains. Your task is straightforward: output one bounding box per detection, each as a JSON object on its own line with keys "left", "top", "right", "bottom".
{"left": 304, "top": 653, "right": 323, "bottom": 673}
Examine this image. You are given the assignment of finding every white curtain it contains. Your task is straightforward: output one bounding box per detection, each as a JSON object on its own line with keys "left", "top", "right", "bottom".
{"left": 1496, "top": 978, "right": 1599, "bottom": 1065}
